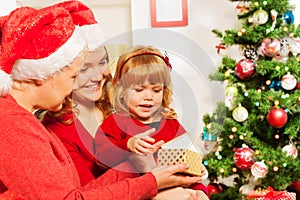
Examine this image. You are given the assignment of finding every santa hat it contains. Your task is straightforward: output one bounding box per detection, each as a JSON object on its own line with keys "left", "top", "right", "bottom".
{"left": 0, "top": 5, "right": 86, "bottom": 97}
{"left": 53, "top": 0, "right": 105, "bottom": 51}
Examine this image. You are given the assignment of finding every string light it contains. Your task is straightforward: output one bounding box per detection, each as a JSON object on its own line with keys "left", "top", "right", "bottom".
{"left": 206, "top": 123, "right": 212, "bottom": 130}
{"left": 268, "top": 161, "right": 273, "bottom": 165}
{"left": 229, "top": 134, "right": 234, "bottom": 140}
{"left": 266, "top": 80, "right": 271, "bottom": 85}
{"left": 273, "top": 166, "right": 279, "bottom": 172}
{"left": 283, "top": 163, "right": 287, "bottom": 167}
{"left": 232, "top": 167, "right": 237, "bottom": 172}
{"left": 257, "top": 88, "right": 262, "bottom": 93}
{"left": 220, "top": 168, "right": 225, "bottom": 173}
{"left": 232, "top": 127, "right": 237, "bottom": 132}
{"left": 274, "top": 134, "right": 280, "bottom": 139}
{"left": 248, "top": 17, "right": 253, "bottom": 23}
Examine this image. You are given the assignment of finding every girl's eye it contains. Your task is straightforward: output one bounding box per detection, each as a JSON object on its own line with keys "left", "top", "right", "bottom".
{"left": 134, "top": 88, "right": 143, "bottom": 92}
{"left": 154, "top": 89, "right": 162, "bottom": 93}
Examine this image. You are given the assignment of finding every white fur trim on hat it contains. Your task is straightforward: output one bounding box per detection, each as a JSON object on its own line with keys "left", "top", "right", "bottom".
{"left": 80, "top": 23, "right": 105, "bottom": 51}
{"left": 11, "top": 26, "right": 86, "bottom": 81}
{"left": 0, "top": 70, "right": 13, "bottom": 96}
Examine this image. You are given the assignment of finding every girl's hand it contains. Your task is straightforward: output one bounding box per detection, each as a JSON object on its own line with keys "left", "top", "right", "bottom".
{"left": 127, "top": 128, "right": 164, "bottom": 155}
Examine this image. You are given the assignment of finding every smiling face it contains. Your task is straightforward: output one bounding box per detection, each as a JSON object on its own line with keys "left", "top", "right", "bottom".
{"left": 123, "top": 80, "right": 164, "bottom": 122}
{"left": 72, "top": 46, "right": 109, "bottom": 104}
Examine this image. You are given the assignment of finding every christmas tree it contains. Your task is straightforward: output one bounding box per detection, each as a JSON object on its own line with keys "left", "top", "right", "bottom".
{"left": 202, "top": 0, "right": 300, "bottom": 199}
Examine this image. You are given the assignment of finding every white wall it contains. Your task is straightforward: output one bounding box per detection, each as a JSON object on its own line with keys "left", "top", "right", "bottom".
{"left": 0, "top": 1, "right": 16, "bottom": 16}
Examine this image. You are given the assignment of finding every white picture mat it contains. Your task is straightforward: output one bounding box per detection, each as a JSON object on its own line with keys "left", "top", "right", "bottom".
{"left": 156, "top": 0, "right": 183, "bottom": 22}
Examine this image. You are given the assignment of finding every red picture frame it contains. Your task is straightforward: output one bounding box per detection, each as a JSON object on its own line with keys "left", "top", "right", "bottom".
{"left": 150, "top": 0, "right": 188, "bottom": 27}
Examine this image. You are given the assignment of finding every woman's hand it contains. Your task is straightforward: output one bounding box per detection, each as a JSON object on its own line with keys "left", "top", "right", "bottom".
{"left": 127, "top": 128, "right": 164, "bottom": 155}
{"left": 151, "top": 163, "right": 202, "bottom": 190}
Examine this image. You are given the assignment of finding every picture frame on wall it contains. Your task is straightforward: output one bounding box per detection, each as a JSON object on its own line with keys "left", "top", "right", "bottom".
{"left": 150, "top": 0, "right": 188, "bottom": 27}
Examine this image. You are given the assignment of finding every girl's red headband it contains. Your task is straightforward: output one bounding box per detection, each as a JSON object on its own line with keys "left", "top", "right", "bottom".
{"left": 118, "top": 51, "right": 172, "bottom": 77}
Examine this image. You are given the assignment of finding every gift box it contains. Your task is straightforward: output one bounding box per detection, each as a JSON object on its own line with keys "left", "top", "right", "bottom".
{"left": 157, "top": 133, "right": 204, "bottom": 176}
{"left": 246, "top": 187, "right": 296, "bottom": 200}
{"left": 157, "top": 148, "right": 203, "bottom": 176}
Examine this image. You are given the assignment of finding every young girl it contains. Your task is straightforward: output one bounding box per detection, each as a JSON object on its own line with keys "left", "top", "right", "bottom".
{"left": 95, "top": 45, "right": 209, "bottom": 199}
{"left": 94, "top": 45, "right": 187, "bottom": 171}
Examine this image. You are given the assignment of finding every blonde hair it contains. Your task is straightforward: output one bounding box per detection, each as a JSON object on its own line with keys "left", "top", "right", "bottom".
{"left": 47, "top": 47, "right": 112, "bottom": 125}
{"left": 111, "top": 45, "right": 177, "bottom": 119}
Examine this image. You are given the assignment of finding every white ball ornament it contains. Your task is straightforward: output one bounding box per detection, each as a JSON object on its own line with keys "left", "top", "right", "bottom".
{"left": 282, "top": 144, "right": 298, "bottom": 159}
{"left": 281, "top": 73, "right": 297, "bottom": 90}
{"left": 251, "top": 161, "right": 268, "bottom": 178}
{"left": 253, "top": 9, "right": 269, "bottom": 25}
{"left": 232, "top": 105, "right": 248, "bottom": 122}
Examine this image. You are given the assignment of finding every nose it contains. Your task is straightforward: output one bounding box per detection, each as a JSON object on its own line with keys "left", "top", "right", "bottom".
{"left": 143, "top": 89, "right": 153, "bottom": 101}
{"left": 91, "top": 65, "right": 108, "bottom": 80}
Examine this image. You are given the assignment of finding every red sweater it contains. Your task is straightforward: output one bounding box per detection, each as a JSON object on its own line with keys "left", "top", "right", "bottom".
{"left": 42, "top": 112, "right": 105, "bottom": 186}
{"left": 0, "top": 95, "right": 157, "bottom": 200}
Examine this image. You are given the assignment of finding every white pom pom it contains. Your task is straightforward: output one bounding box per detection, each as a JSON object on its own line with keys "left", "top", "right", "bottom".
{"left": 0, "top": 70, "right": 13, "bottom": 96}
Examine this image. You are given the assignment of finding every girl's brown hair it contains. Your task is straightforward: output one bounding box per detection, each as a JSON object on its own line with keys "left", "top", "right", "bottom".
{"left": 110, "top": 45, "right": 177, "bottom": 119}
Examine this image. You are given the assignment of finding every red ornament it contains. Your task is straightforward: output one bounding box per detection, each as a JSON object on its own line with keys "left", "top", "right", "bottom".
{"left": 266, "top": 108, "right": 288, "bottom": 128}
{"left": 233, "top": 147, "right": 254, "bottom": 170}
{"left": 296, "top": 82, "right": 300, "bottom": 90}
{"left": 291, "top": 181, "right": 300, "bottom": 192}
{"left": 235, "top": 59, "right": 255, "bottom": 80}
{"left": 207, "top": 183, "right": 223, "bottom": 194}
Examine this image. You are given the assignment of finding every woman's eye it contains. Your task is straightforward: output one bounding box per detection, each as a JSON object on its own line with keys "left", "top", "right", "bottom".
{"left": 80, "top": 67, "right": 88, "bottom": 72}
{"left": 99, "top": 60, "right": 108, "bottom": 65}
{"left": 134, "top": 88, "right": 143, "bottom": 92}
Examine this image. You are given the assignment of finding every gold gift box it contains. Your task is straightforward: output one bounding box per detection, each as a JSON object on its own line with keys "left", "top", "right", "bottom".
{"left": 157, "top": 148, "right": 203, "bottom": 176}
